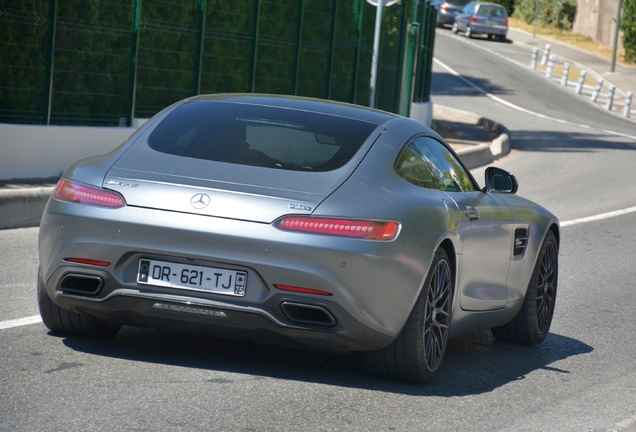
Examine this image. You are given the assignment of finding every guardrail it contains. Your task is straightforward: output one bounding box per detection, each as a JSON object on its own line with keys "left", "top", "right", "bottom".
{"left": 530, "top": 44, "right": 633, "bottom": 118}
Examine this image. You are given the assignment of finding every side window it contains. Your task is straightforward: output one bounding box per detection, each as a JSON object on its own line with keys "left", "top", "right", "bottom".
{"left": 395, "top": 137, "right": 476, "bottom": 192}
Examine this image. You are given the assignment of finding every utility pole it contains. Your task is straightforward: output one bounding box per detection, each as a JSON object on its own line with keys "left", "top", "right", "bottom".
{"left": 610, "top": 0, "right": 624, "bottom": 73}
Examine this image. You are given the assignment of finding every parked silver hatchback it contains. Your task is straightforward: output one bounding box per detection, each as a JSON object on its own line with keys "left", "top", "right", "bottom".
{"left": 452, "top": 1, "right": 508, "bottom": 42}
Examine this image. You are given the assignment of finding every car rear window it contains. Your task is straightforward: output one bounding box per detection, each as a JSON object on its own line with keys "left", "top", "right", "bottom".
{"left": 477, "top": 5, "right": 507, "bottom": 17}
{"left": 147, "top": 101, "right": 378, "bottom": 172}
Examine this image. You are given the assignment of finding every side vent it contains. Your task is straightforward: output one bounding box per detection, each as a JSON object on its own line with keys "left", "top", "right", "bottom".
{"left": 513, "top": 228, "right": 529, "bottom": 257}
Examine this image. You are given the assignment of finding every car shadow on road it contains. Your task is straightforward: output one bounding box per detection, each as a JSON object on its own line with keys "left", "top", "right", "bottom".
{"left": 431, "top": 72, "right": 514, "bottom": 97}
{"left": 510, "top": 130, "right": 636, "bottom": 152}
{"left": 59, "top": 327, "right": 591, "bottom": 396}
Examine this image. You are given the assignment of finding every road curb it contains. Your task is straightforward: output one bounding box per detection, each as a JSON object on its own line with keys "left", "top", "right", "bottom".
{"left": 0, "top": 186, "right": 53, "bottom": 230}
{"left": 434, "top": 105, "right": 511, "bottom": 168}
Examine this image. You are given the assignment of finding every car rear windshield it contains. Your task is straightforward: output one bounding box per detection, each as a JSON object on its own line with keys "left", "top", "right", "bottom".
{"left": 477, "top": 5, "right": 507, "bottom": 17}
{"left": 147, "top": 101, "right": 379, "bottom": 172}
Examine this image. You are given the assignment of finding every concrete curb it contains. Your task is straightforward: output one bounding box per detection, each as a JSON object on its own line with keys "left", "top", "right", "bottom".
{"left": 433, "top": 105, "right": 511, "bottom": 169}
{"left": 0, "top": 186, "right": 54, "bottom": 230}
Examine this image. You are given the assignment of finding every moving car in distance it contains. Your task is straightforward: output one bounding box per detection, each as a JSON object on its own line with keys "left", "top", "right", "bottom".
{"left": 452, "top": 1, "right": 509, "bottom": 42}
{"left": 430, "top": 0, "right": 472, "bottom": 28}
{"left": 38, "top": 94, "right": 559, "bottom": 383}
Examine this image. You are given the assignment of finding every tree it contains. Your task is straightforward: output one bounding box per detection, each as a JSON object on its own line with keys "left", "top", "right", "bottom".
{"left": 513, "top": 0, "right": 577, "bottom": 30}
{"left": 621, "top": 0, "right": 636, "bottom": 62}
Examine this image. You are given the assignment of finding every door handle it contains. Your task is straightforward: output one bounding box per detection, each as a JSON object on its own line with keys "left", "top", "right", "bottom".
{"left": 466, "top": 207, "right": 480, "bottom": 221}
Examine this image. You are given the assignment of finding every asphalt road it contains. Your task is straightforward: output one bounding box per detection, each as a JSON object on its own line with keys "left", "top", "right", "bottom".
{"left": 2, "top": 29, "right": 636, "bottom": 432}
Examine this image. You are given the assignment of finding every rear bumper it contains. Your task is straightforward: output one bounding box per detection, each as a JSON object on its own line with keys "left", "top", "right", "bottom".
{"left": 46, "top": 275, "right": 392, "bottom": 352}
{"left": 437, "top": 11, "right": 458, "bottom": 25}
{"left": 39, "top": 199, "right": 432, "bottom": 352}
{"left": 471, "top": 24, "right": 507, "bottom": 36}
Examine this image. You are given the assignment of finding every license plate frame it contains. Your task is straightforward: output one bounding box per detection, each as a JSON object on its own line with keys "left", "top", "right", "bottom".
{"left": 137, "top": 259, "right": 247, "bottom": 297}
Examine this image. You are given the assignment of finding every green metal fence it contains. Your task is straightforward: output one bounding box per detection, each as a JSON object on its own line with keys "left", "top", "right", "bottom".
{"left": 0, "top": 0, "right": 436, "bottom": 126}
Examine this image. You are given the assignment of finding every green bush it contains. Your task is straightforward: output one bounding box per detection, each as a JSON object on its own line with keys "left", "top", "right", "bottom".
{"left": 492, "top": 0, "right": 515, "bottom": 15}
{"left": 621, "top": 0, "right": 636, "bottom": 62}
{"left": 513, "top": 0, "right": 577, "bottom": 30}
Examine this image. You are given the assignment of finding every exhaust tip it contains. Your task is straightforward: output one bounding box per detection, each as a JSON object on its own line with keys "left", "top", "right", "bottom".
{"left": 59, "top": 274, "right": 104, "bottom": 296}
{"left": 280, "top": 302, "right": 336, "bottom": 327}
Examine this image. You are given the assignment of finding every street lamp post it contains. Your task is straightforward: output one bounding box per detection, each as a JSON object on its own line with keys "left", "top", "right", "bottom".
{"left": 611, "top": 0, "right": 624, "bottom": 73}
{"left": 367, "top": 0, "right": 398, "bottom": 108}
{"left": 533, "top": 0, "right": 539, "bottom": 37}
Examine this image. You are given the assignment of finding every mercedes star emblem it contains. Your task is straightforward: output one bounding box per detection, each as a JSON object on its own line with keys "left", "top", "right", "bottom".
{"left": 190, "top": 193, "right": 211, "bottom": 209}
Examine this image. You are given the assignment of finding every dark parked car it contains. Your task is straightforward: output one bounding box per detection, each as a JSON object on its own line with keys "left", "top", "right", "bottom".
{"left": 430, "top": 0, "right": 472, "bottom": 28}
{"left": 38, "top": 94, "right": 559, "bottom": 383}
{"left": 452, "top": 1, "right": 509, "bottom": 41}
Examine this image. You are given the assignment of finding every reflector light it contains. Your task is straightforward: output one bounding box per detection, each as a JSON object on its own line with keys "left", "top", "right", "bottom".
{"left": 55, "top": 179, "right": 126, "bottom": 208}
{"left": 65, "top": 258, "right": 111, "bottom": 267}
{"left": 274, "top": 216, "right": 399, "bottom": 240}
{"left": 274, "top": 284, "right": 332, "bottom": 296}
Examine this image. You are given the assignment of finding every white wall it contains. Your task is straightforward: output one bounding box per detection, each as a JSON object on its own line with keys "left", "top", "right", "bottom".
{"left": 0, "top": 122, "right": 144, "bottom": 180}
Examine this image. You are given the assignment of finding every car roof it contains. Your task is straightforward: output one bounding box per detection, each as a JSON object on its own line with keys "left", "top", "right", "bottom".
{"left": 185, "top": 94, "right": 399, "bottom": 126}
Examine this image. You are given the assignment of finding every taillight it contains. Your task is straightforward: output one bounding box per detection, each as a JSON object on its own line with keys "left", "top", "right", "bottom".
{"left": 54, "top": 179, "right": 126, "bottom": 208}
{"left": 441, "top": 4, "right": 449, "bottom": 11}
{"left": 504, "top": 18, "right": 509, "bottom": 27}
{"left": 470, "top": 15, "right": 478, "bottom": 22}
{"left": 65, "top": 258, "right": 111, "bottom": 267}
{"left": 274, "top": 216, "right": 399, "bottom": 241}
{"left": 274, "top": 284, "right": 332, "bottom": 296}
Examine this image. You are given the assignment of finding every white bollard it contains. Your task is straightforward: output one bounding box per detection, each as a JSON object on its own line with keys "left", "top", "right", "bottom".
{"left": 546, "top": 55, "right": 555, "bottom": 78}
{"left": 560, "top": 63, "right": 571, "bottom": 87}
{"left": 591, "top": 78, "right": 604, "bottom": 102}
{"left": 623, "top": 92, "right": 633, "bottom": 118}
{"left": 605, "top": 86, "right": 616, "bottom": 111}
{"left": 540, "top": 44, "right": 551, "bottom": 65}
{"left": 531, "top": 48, "right": 539, "bottom": 69}
{"left": 575, "top": 70, "right": 587, "bottom": 95}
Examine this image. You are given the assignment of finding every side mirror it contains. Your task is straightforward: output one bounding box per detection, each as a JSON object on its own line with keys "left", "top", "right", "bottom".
{"left": 484, "top": 166, "right": 518, "bottom": 194}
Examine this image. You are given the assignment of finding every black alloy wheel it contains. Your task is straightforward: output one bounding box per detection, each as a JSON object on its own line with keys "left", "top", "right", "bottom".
{"left": 362, "top": 248, "right": 453, "bottom": 383}
{"left": 423, "top": 254, "right": 453, "bottom": 372}
{"left": 491, "top": 231, "right": 559, "bottom": 345}
{"left": 535, "top": 235, "right": 558, "bottom": 335}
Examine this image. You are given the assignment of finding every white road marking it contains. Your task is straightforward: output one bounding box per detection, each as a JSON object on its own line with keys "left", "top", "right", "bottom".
{"left": 0, "top": 315, "right": 42, "bottom": 330}
{"left": 561, "top": 206, "right": 636, "bottom": 227}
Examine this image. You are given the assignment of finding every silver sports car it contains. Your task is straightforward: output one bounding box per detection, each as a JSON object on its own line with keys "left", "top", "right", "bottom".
{"left": 38, "top": 94, "right": 559, "bottom": 383}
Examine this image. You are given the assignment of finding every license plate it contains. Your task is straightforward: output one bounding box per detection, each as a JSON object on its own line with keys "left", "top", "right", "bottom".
{"left": 137, "top": 259, "right": 247, "bottom": 296}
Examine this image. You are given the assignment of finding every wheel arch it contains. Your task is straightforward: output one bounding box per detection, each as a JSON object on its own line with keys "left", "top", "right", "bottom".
{"left": 548, "top": 223, "right": 560, "bottom": 249}
{"left": 438, "top": 238, "right": 456, "bottom": 279}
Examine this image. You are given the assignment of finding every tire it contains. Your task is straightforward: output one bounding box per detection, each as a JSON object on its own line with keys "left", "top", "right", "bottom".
{"left": 491, "top": 231, "right": 558, "bottom": 345}
{"left": 451, "top": 23, "right": 458, "bottom": 34}
{"left": 38, "top": 269, "right": 121, "bottom": 338}
{"left": 363, "top": 248, "right": 453, "bottom": 383}
{"left": 464, "top": 26, "right": 472, "bottom": 38}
